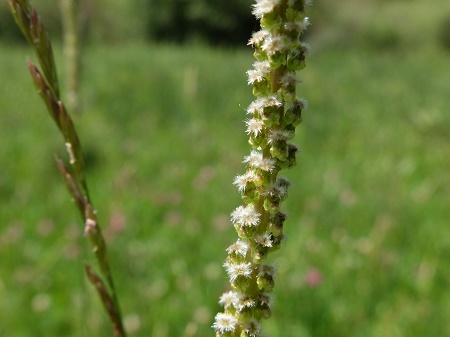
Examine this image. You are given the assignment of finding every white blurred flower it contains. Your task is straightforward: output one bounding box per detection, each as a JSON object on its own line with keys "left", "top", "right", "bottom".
{"left": 231, "top": 204, "right": 261, "bottom": 227}
{"left": 246, "top": 118, "right": 265, "bottom": 137}
{"left": 233, "top": 171, "right": 258, "bottom": 193}
{"left": 212, "top": 312, "right": 238, "bottom": 333}
{"left": 224, "top": 261, "right": 253, "bottom": 282}
{"left": 226, "top": 239, "right": 250, "bottom": 257}
{"left": 252, "top": 0, "right": 281, "bottom": 19}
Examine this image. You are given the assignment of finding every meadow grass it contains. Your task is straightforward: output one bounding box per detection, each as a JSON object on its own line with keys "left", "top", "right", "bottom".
{"left": 0, "top": 37, "right": 449, "bottom": 337}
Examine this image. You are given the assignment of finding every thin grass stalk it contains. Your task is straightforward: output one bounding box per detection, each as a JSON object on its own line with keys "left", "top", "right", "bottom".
{"left": 60, "top": 0, "right": 81, "bottom": 113}
{"left": 7, "top": 0, "right": 126, "bottom": 335}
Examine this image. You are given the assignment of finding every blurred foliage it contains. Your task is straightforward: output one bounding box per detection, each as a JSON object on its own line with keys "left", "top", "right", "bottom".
{"left": 144, "top": 0, "right": 256, "bottom": 45}
{"left": 1, "top": 41, "right": 449, "bottom": 337}
{"left": 437, "top": 15, "right": 450, "bottom": 50}
{"left": 1, "top": 0, "right": 450, "bottom": 49}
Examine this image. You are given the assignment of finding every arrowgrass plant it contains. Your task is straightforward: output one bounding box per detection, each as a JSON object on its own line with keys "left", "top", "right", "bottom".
{"left": 7, "top": 0, "right": 126, "bottom": 336}
{"left": 7, "top": 0, "right": 311, "bottom": 336}
{"left": 212, "top": 0, "right": 311, "bottom": 336}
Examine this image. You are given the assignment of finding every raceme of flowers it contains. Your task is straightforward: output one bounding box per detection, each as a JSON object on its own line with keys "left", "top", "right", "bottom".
{"left": 213, "top": 0, "right": 311, "bottom": 336}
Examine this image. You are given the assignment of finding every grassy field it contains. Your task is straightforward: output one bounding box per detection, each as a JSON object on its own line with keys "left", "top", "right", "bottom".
{"left": 1, "top": 3, "right": 450, "bottom": 336}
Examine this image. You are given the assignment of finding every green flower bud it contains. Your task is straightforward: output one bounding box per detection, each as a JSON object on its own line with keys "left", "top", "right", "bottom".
{"left": 263, "top": 198, "right": 280, "bottom": 214}
{"left": 257, "top": 275, "right": 275, "bottom": 291}
{"left": 260, "top": 14, "right": 282, "bottom": 30}
{"left": 287, "top": 48, "right": 306, "bottom": 71}
{"left": 253, "top": 173, "right": 264, "bottom": 187}
{"left": 287, "top": 142, "right": 299, "bottom": 167}
{"left": 268, "top": 52, "right": 287, "bottom": 68}
{"left": 270, "top": 140, "right": 289, "bottom": 161}
{"left": 249, "top": 134, "right": 268, "bottom": 149}
{"left": 241, "top": 185, "right": 259, "bottom": 204}
{"left": 253, "top": 50, "right": 266, "bottom": 62}
{"left": 252, "top": 80, "right": 270, "bottom": 96}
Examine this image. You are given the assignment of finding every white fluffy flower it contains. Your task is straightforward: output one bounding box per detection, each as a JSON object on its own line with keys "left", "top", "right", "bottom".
{"left": 260, "top": 95, "right": 282, "bottom": 109}
{"left": 233, "top": 171, "right": 258, "bottom": 193}
{"left": 224, "top": 261, "right": 253, "bottom": 282}
{"left": 261, "top": 34, "right": 285, "bottom": 55}
{"left": 248, "top": 29, "right": 270, "bottom": 46}
{"left": 247, "top": 60, "right": 271, "bottom": 84}
{"left": 212, "top": 312, "right": 238, "bottom": 333}
{"left": 244, "top": 151, "right": 276, "bottom": 172}
{"left": 255, "top": 233, "right": 273, "bottom": 248}
{"left": 252, "top": 0, "right": 281, "bottom": 19}
{"left": 231, "top": 204, "right": 261, "bottom": 227}
{"left": 226, "top": 239, "right": 250, "bottom": 257}
{"left": 245, "top": 118, "right": 265, "bottom": 137}
{"left": 219, "top": 291, "right": 239, "bottom": 309}
{"left": 233, "top": 292, "right": 256, "bottom": 312}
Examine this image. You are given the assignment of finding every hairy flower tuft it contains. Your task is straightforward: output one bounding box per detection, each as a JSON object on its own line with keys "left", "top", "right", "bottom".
{"left": 231, "top": 204, "right": 261, "bottom": 227}
{"left": 243, "top": 319, "right": 262, "bottom": 336}
{"left": 248, "top": 29, "right": 270, "bottom": 46}
{"left": 243, "top": 151, "right": 276, "bottom": 172}
{"left": 255, "top": 233, "right": 273, "bottom": 248}
{"left": 234, "top": 292, "right": 257, "bottom": 312}
{"left": 212, "top": 312, "right": 238, "bottom": 333}
{"left": 268, "top": 130, "right": 292, "bottom": 143}
{"left": 247, "top": 60, "right": 271, "bottom": 84}
{"left": 219, "top": 291, "right": 239, "bottom": 309}
{"left": 261, "top": 95, "right": 283, "bottom": 109}
{"left": 246, "top": 118, "right": 265, "bottom": 137}
{"left": 261, "top": 34, "right": 286, "bottom": 55}
{"left": 251, "top": 0, "right": 281, "bottom": 19}
{"left": 233, "top": 171, "right": 258, "bottom": 193}
{"left": 224, "top": 261, "right": 253, "bottom": 281}
{"left": 226, "top": 239, "right": 250, "bottom": 257}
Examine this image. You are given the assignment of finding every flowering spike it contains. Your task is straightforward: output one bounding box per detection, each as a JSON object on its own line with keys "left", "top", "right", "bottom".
{"left": 215, "top": 0, "right": 311, "bottom": 335}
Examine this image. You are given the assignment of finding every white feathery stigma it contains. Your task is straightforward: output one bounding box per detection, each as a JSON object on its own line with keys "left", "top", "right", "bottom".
{"left": 212, "top": 312, "right": 238, "bottom": 333}
{"left": 246, "top": 118, "right": 265, "bottom": 137}
{"left": 226, "top": 239, "right": 250, "bottom": 257}
{"left": 248, "top": 29, "right": 270, "bottom": 46}
{"left": 219, "top": 291, "right": 239, "bottom": 309}
{"left": 233, "top": 171, "right": 258, "bottom": 193}
{"left": 255, "top": 233, "right": 273, "bottom": 248}
{"left": 224, "top": 261, "right": 253, "bottom": 281}
{"left": 246, "top": 60, "right": 271, "bottom": 84}
{"left": 261, "top": 33, "right": 285, "bottom": 55}
{"left": 243, "top": 150, "right": 276, "bottom": 172}
{"left": 251, "top": 0, "right": 281, "bottom": 19}
{"left": 231, "top": 204, "right": 261, "bottom": 227}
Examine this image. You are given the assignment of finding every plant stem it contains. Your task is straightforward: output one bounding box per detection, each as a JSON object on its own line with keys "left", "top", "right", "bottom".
{"left": 213, "top": 1, "right": 312, "bottom": 336}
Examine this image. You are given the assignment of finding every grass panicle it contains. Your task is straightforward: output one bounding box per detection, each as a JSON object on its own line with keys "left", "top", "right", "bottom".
{"left": 7, "top": 0, "right": 126, "bottom": 335}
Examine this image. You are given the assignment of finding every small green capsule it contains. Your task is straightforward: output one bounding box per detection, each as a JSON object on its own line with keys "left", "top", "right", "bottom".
{"left": 263, "top": 199, "right": 280, "bottom": 214}
{"left": 270, "top": 142, "right": 289, "bottom": 161}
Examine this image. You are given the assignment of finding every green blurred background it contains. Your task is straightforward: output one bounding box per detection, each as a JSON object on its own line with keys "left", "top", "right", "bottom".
{"left": 1, "top": 0, "right": 449, "bottom": 336}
